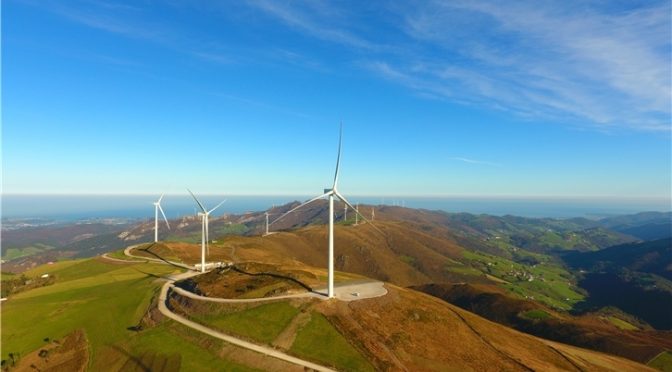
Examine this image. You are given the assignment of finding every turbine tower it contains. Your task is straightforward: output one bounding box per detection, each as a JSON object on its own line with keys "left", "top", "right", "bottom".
{"left": 271, "top": 125, "right": 380, "bottom": 298}
{"left": 188, "top": 189, "right": 225, "bottom": 272}
{"left": 153, "top": 194, "right": 170, "bottom": 243}
{"left": 344, "top": 205, "right": 348, "bottom": 221}
{"left": 354, "top": 204, "right": 359, "bottom": 226}
{"left": 263, "top": 211, "right": 276, "bottom": 236}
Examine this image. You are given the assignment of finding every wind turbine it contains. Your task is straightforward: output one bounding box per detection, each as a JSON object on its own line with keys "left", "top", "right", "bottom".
{"left": 343, "top": 205, "right": 348, "bottom": 221}
{"left": 187, "top": 189, "right": 225, "bottom": 272}
{"left": 354, "top": 204, "right": 359, "bottom": 226}
{"left": 270, "top": 125, "right": 381, "bottom": 298}
{"left": 263, "top": 211, "right": 276, "bottom": 236}
{"left": 153, "top": 194, "right": 170, "bottom": 243}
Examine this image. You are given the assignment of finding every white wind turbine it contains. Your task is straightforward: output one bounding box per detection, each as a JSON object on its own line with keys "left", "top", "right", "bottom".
{"left": 270, "top": 125, "right": 381, "bottom": 298}
{"left": 263, "top": 211, "right": 276, "bottom": 236}
{"left": 153, "top": 194, "right": 170, "bottom": 243}
{"left": 187, "top": 189, "right": 225, "bottom": 272}
{"left": 343, "top": 205, "right": 347, "bottom": 221}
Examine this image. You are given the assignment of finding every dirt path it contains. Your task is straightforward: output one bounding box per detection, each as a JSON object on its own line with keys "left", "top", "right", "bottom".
{"left": 272, "top": 310, "right": 312, "bottom": 350}
{"left": 123, "top": 244, "right": 194, "bottom": 270}
{"left": 158, "top": 276, "right": 336, "bottom": 372}
{"left": 100, "top": 253, "right": 147, "bottom": 263}
{"left": 171, "top": 285, "right": 322, "bottom": 303}
{"left": 102, "top": 244, "right": 393, "bottom": 372}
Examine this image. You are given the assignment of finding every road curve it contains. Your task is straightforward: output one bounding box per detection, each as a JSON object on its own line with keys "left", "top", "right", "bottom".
{"left": 171, "top": 281, "right": 388, "bottom": 303}
{"left": 123, "top": 244, "right": 194, "bottom": 270}
{"left": 158, "top": 275, "right": 336, "bottom": 372}
{"left": 106, "top": 244, "right": 385, "bottom": 371}
{"left": 100, "top": 253, "right": 147, "bottom": 263}
{"left": 171, "top": 285, "right": 322, "bottom": 303}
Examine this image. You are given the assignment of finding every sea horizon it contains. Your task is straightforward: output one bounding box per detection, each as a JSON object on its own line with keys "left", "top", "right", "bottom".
{"left": 2, "top": 194, "right": 670, "bottom": 220}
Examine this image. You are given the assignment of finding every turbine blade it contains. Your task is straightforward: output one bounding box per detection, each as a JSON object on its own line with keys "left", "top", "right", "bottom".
{"left": 334, "top": 191, "right": 384, "bottom": 235}
{"left": 208, "top": 200, "right": 226, "bottom": 214}
{"left": 158, "top": 204, "right": 170, "bottom": 230}
{"left": 187, "top": 189, "right": 207, "bottom": 213}
{"left": 270, "top": 192, "right": 330, "bottom": 226}
{"left": 158, "top": 193, "right": 164, "bottom": 203}
{"left": 333, "top": 123, "right": 343, "bottom": 188}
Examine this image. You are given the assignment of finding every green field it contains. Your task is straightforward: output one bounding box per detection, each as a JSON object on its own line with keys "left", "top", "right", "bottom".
{"left": 291, "top": 312, "right": 374, "bottom": 372}
{"left": 190, "top": 302, "right": 301, "bottom": 343}
{"left": 183, "top": 294, "right": 374, "bottom": 371}
{"left": 648, "top": 351, "right": 672, "bottom": 372}
{"left": 2, "top": 244, "right": 54, "bottom": 261}
{"left": 124, "top": 322, "right": 258, "bottom": 372}
{"left": 1, "top": 271, "right": 17, "bottom": 281}
{"left": 2, "top": 256, "right": 373, "bottom": 371}
{"left": 521, "top": 309, "right": 552, "bottom": 320}
{"left": 0, "top": 258, "right": 255, "bottom": 371}
{"left": 106, "top": 249, "right": 139, "bottom": 260}
{"left": 461, "top": 250, "right": 584, "bottom": 310}
{"left": 607, "top": 316, "right": 638, "bottom": 331}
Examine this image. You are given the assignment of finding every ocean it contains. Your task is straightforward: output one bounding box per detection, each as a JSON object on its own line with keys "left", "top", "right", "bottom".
{"left": 2, "top": 194, "right": 670, "bottom": 220}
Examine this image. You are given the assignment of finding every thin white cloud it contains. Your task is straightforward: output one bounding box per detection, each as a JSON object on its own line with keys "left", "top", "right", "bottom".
{"left": 391, "top": 0, "right": 671, "bottom": 131}
{"left": 449, "top": 157, "right": 501, "bottom": 167}
{"left": 42, "top": 0, "right": 165, "bottom": 42}
{"left": 23, "top": 0, "right": 671, "bottom": 131}
{"left": 246, "top": 0, "right": 376, "bottom": 50}
{"left": 246, "top": 0, "right": 671, "bottom": 131}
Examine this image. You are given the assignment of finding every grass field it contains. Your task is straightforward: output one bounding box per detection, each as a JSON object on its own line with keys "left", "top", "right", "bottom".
{"left": 124, "top": 321, "right": 258, "bottom": 372}
{"left": 1, "top": 271, "right": 17, "bottom": 281}
{"left": 521, "top": 309, "right": 552, "bottom": 320}
{"left": 2, "top": 244, "right": 54, "bottom": 261}
{"left": 0, "top": 258, "right": 256, "bottom": 371}
{"left": 2, "top": 259, "right": 173, "bottom": 368}
{"left": 191, "top": 302, "right": 301, "bottom": 344}
{"left": 461, "top": 250, "right": 584, "bottom": 310}
{"left": 291, "top": 312, "right": 374, "bottom": 372}
{"left": 607, "top": 316, "right": 639, "bottom": 331}
{"left": 106, "top": 249, "right": 139, "bottom": 260}
{"left": 648, "top": 351, "right": 672, "bottom": 372}
{"left": 181, "top": 295, "right": 374, "bottom": 371}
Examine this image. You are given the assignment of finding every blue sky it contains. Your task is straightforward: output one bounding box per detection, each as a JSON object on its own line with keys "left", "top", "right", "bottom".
{"left": 2, "top": 0, "right": 671, "bottom": 201}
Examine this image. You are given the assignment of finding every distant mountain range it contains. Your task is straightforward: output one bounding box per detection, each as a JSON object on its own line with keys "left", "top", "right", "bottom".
{"left": 599, "top": 212, "right": 672, "bottom": 241}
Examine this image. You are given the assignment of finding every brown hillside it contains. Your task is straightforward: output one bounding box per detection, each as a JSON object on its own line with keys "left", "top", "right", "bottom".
{"left": 414, "top": 283, "right": 672, "bottom": 364}
{"left": 164, "top": 256, "right": 653, "bottom": 371}
{"left": 319, "top": 284, "right": 654, "bottom": 371}
{"left": 149, "top": 220, "right": 479, "bottom": 287}
{"left": 260, "top": 221, "right": 466, "bottom": 286}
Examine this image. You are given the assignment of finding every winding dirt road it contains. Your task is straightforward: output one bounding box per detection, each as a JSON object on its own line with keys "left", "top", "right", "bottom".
{"left": 103, "top": 246, "right": 338, "bottom": 371}
{"left": 157, "top": 273, "right": 336, "bottom": 372}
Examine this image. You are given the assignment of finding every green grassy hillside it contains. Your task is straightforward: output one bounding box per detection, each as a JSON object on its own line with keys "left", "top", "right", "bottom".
{"left": 0, "top": 258, "right": 255, "bottom": 371}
